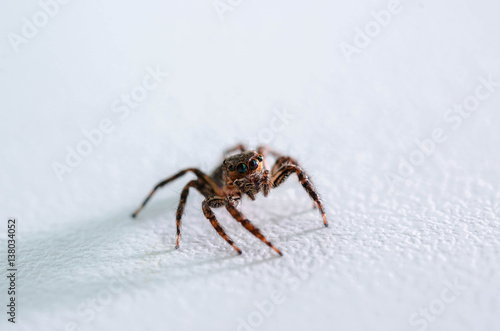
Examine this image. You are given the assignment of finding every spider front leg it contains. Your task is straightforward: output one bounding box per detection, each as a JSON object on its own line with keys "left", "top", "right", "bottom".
{"left": 174, "top": 180, "right": 205, "bottom": 249}
{"left": 257, "top": 145, "right": 283, "bottom": 171}
{"left": 225, "top": 199, "right": 282, "bottom": 256}
{"left": 262, "top": 170, "right": 271, "bottom": 197}
{"left": 131, "top": 168, "right": 219, "bottom": 218}
{"left": 271, "top": 160, "right": 328, "bottom": 227}
{"left": 202, "top": 196, "right": 242, "bottom": 254}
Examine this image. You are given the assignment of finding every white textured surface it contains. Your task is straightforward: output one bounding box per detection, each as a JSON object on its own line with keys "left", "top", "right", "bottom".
{"left": 1, "top": 1, "right": 500, "bottom": 331}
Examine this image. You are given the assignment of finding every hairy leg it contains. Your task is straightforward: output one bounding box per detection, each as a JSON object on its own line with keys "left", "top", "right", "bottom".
{"left": 202, "top": 196, "right": 242, "bottom": 254}
{"left": 174, "top": 180, "right": 210, "bottom": 249}
{"left": 132, "top": 168, "right": 220, "bottom": 217}
{"left": 226, "top": 200, "right": 283, "bottom": 256}
{"left": 270, "top": 156, "right": 314, "bottom": 207}
{"left": 271, "top": 163, "right": 328, "bottom": 227}
{"left": 257, "top": 145, "right": 284, "bottom": 171}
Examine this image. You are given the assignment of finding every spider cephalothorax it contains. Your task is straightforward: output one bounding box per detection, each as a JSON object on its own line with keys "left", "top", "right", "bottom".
{"left": 132, "top": 144, "right": 328, "bottom": 256}
{"left": 223, "top": 151, "right": 266, "bottom": 200}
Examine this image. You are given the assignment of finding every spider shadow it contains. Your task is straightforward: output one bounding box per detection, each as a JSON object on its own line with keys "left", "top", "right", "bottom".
{"left": 281, "top": 225, "right": 327, "bottom": 240}
{"left": 262, "top": 206, "right": 329, "bottom": 239}
{"left": 22, "top": 194, "right": 300, "bottom": 316}
{"left": 127, "top": 202, "right": 284, "bottom": 278}
{"left": 198, "top": 254, "right": 281, "bottom": 278}
{"left": 141, "top": 247, "right": 177, "bottom": 257}
{"left": 129, "top": 192, "right": 329, "bottom": 271}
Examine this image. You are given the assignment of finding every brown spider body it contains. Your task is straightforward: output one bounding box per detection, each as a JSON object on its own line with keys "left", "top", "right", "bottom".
{"left": 132, "top": 144, "right": 328, "bottom": 256}
{"left": 221, "top": 150, "right": 266, "bottom": 200}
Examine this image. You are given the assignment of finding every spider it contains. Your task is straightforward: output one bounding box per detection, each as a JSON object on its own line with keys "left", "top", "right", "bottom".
{"left": 131, "top": 144, "right": 328, "bottom": 256}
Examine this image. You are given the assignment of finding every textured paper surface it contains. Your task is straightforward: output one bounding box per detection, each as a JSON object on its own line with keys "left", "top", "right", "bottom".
{"left": 1, "top": 1, "right": 499, "bottom": 330}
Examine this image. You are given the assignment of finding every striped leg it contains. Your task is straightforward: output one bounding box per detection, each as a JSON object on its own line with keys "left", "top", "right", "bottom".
{"left": 270, "top": 156, "right": 298, "bottom": 175}
{"left": 174, "top": 180, "right": 204, "bottom": 249}
{"left": 226, "top": 200, "right": 283, "bottom": 256}
{"left": 262, "top": 170, "right": 271, "bottom": 197}
{"left": 271, "top": 163, "right": 328, "bottom": 227}
{"left": 132, "top": 168, "right": 218, "bottom": 218}
{"left": 270, "top": 156, "right": 315, "bottom": 208}
{"left": 257, "top": 145, "right": 283, "bottom": 158}
{"left": 202, "top": 197, "right": 242, "bottom": 254}
{"left": 257, "top": 145, "right": 284, "bottom": 171}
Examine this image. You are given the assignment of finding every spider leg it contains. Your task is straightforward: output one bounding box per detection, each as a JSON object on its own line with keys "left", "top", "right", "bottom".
{"left": 174, "top": 180, "right": 211, "bottom": 249}
{"left": 202, "top": 196, "right": 242, "bottom": 254}
{"left": 268, "top": 156, "right": 317, "bottom": 209}
{"left": 262, "top": 170, "right": 271, "bottom": 197}
{"left": 132, "top": 168, "right": 220, "bottom": 218}
{"left": 257, "top": 145, "right": 283, "bottom": 159}
{"left": 224, "top": 143, "right": 247, "bottom": 156}
{"left": 270, "top": 156, "right": 299, "bottom": 174}
{"left": 257, "top": 145, "right": 286, "bottom": 171}
{"left": 270, "top": 159, "right": 328, "bottom": 227}
{"left": 226, "top": 199, "right": 283, "bottom": 256}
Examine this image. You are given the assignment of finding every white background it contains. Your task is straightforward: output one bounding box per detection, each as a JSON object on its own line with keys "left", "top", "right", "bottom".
{"left": 1, "top": 0, "right": 500, "bottom": 330}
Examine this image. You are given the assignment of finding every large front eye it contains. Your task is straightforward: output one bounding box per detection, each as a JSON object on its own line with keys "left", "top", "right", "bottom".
{"left": 228, "top": 164, "right": 235, "bottom": 172}
{"left": 249, "top": 159, "right": 259, "bottom": 170}
{"left": 236, "top": 163, "right": 248, "bottom": 174}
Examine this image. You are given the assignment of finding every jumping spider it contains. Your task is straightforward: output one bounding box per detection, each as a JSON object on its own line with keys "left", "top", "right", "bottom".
{"left": 131, "top": 144, "right": 328, "bottom": 256}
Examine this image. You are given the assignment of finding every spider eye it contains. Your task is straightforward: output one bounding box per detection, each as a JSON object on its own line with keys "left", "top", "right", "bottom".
{"left": 236, "top": 163, "right": 248, "bottom": 174}
{"left": 249, "top": 159, "right": 259, "bottom": 170}
{"left": 257, "top": 155, "right": 263, "bottom": 162}
{"left": 228, "top": 164, "right": 235, "bottom": 172}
